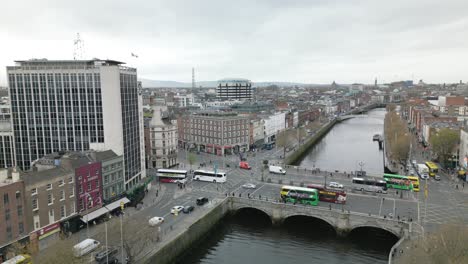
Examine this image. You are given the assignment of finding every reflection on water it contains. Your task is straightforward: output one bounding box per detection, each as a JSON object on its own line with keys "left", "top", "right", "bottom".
{"left": 299, "top": 109, "right": 386, "bottom": 175}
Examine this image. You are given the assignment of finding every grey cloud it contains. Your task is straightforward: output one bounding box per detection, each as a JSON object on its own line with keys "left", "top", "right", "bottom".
{"left": 1, "top": 0, "right": 468, "bottom": 85}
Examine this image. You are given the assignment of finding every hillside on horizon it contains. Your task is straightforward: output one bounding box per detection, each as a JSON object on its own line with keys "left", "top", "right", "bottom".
{"left": 139, "top": 78, "right": 312, "bottom": 88}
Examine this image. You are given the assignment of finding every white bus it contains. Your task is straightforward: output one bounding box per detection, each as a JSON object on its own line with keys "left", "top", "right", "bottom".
{"left": 193, "top": 170, "right": 227, "bottom": 183}
{"left": 352, "top": 177, "right": 387, "bottom": 193}
{"left": 157, "top": 169, "right": 188, "bottom": 183}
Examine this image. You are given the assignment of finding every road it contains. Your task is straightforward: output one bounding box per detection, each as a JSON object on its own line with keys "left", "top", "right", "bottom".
{"left": 39, "top": 144, "right": 468, "bottom": 263}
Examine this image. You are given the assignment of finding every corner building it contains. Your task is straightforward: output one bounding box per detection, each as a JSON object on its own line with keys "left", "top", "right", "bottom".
{"left": 7, "top": 59, "right": 145, "bottom": 190}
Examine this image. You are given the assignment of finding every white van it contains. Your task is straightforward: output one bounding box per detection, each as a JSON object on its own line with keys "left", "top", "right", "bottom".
{"left": 73, "top": 238, "right": 101, "bottom": 257}
{"left": 269, "top": 165, "right": 286, "bottom": 174}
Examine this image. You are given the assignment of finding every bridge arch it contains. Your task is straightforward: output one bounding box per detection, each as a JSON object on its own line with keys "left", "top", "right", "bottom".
{"left": 349, "top": 224, "right": 401, "bottom": 238}
{"left": 232, "top": 206, "right": 273, "bottom": 224}
{"left": 282, "top": 213, "right": 337, "bottom": 234}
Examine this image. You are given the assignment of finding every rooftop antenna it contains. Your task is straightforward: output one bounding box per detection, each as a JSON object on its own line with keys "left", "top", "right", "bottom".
{"left": 73, "top": 33, "right": 85, "bottom": 60}
{"left": 192, "top": 67, "right": 196, "bottom": 89}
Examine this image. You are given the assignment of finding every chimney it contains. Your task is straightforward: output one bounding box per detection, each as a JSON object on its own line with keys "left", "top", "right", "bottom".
{"left": 12, "top": 167, "right": 20, "bottom": 182}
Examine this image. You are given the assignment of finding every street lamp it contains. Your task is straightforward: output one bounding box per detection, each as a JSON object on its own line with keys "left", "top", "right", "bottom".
{"left": 84, "top": 193, "right": 92, "bottom": 238}
{"left": 358, "top": 161, "right": 365, "bottom": 176}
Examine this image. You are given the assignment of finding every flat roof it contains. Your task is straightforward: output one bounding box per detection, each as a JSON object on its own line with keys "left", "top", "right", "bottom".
{"left": 13, "top": 59, "right": 125, "bottom": 65}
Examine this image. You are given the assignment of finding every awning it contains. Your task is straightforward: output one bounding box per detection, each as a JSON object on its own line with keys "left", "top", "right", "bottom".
{"left": 81, "top": 207, "right": 109, "bottom": 223}
{"left": 105, "top": 197, "right": 130, "bottom": 211}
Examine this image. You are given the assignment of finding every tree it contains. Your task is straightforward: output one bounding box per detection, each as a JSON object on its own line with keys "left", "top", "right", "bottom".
{"left": 188, "top": 152, "right": 196, "bottom": 170}
{"left": 384, "top": 110, "right": 410, "bottom": 165}
{"left": 430, "top": 128, "right": 459, "bottom": 167}
{"left": 398, "top": 224, "right": 468, "bottom": 264}
{"left": 296, "top": 127, "right": 307, "bottom": 143}
{"left": 276, "top": 129, "right": 295, "bottom": 161}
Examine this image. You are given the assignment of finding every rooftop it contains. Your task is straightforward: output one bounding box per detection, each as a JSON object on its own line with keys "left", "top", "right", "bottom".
{"left": 13, "top": 59, "right": 125, "bottom": 65}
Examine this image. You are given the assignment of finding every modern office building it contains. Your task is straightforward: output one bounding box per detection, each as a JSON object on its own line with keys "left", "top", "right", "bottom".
{"left": 7, "top": 59, "right": 145, "bottom": 190}
{"left": 216, "top": 78, "right": 253, "bottom": 100}
{"left": 0, "top": 104, "right": 14, "bottom": 168}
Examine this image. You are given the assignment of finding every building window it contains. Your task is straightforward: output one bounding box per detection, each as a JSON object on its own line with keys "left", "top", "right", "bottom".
{"left": 70, "top": 186, "right": 74, "bottom": 197}
{"left": 60, "top": 190, "right": 65, "bottom": 201}
{"left": 19, "top": 222, "right": 24, "bottom": 234}
{"left": 49, "top": 209, "right": 54, "bottom": 217}
{"left": 60, "top": 205, "right": 66, "bottom": 218}
{"left": 32, "top": 199, "right": 38, "bottom": 211}
{"left": 5, "top": 208, "right": 10, "bottom": 221}
{"left": 31, "top": 188, "right": 37, "bottom": 196}
{"left": 79, "top": 185, "right": 83, "bottom": 194}
{"left": 47, "top": 193, "right": 53, "bottom": 205}
{"left": 15, "top": 191, "right": 21, "bottom": 200}
{"left": 17, "top": 205, "right": 23, "bottom": 217}
{"left": 104, "top": 175, "right": 109, "bottom": 184}
{"left": 79, "top": 199, "right": 84, "bottom": 211}
{"left": 3, "top": 193, "right": 9, "bottom": 205}
{"left": 87, "top": 181, "right": 91, "bottom": 191}
{"left": 58, "top": 179, "right": 65, "bottom": 186}
{"left": 46, "top": 183, "right": 52, "bottom": 190}
{"left": 71, "top": 203, "right": 76, "bottom": 214}
{"left": 68, "top": 177, "right": 73, "bottom": 184}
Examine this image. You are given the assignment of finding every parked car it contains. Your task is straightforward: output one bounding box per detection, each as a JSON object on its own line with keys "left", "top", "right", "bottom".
{"left": 328, "top": 182, "right": 344, "bottom": 189}
{"left": 170, "top": 206, "right": 184, "bottom": 214}
{"left": 95, "top": 247, "right": 118, "bottom": 262}
{"left": 242, "top": 183, "right": 256, "bottom": 189}
{"left": 148, "top": 216, "right": 164, "bottom": 227}
{"left": 196, "top": 197, "right": 209, "bottom": 206}
{"left": 434, "top": 175, "right": 441, "bottom": 181}
{"left": 183, "top": 205, "right": 195, "bottom": 214}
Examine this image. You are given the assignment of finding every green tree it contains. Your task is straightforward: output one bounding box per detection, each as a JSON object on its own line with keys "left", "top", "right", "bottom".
{"left": 296, "top": 127, "right": 307, "bottom": 144}
{"left": 398, "top": 224, "right": 468, "bottom": 264}
{"left": 188, "top": 152, "right": 197, "bottom": 170}
{"left": 430, "top": 128, "right": 459, "bottom": 167}
{"left": 34, "top": 238, "right": 83, "bottom": 264}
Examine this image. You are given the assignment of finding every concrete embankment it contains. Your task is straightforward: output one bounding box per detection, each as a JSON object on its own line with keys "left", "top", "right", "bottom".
{"left": 142, "top": 199, "right": 230, "bottom": 264}
{"left": 287, "top": 120, "right": 338, "bottom": 166}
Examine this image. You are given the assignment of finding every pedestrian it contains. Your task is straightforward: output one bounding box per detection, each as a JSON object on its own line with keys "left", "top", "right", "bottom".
{"left": 456, "top": 184, "right": 459, "bottom": 189}
{"left": 329, "top": 204, "right": 331, "bottom": 210}
{"left": 463, "top": 182, "right": 465, "bottom": 189}
{"left": 259, "top": 194, "right": 262, "bottom": 200}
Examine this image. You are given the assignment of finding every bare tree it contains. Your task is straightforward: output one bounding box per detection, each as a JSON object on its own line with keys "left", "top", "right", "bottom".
{"left": 385, "top": 110, "right": 410, "bottom": 166}
{"left": 34, "top": 237, "right": 83, "bottom": 264}
{"left": 398, "top": 224, "right": 468, "bottom": 264}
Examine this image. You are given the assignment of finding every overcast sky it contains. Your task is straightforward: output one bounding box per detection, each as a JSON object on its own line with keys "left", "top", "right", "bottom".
{"left": 1, "top": 0, "right": 468, "bottom": 85}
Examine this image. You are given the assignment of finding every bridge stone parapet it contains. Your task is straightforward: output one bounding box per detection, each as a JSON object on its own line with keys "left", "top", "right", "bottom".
{"left": 228, "top": 197, "right": 409, "bottom": 238}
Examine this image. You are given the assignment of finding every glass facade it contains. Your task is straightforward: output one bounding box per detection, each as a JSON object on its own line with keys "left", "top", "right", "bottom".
{"left": 120, "top": 73, "right": 142, "bottom": 188}
{"left": 8, "top": 70, "right": 103, "bottom": 170}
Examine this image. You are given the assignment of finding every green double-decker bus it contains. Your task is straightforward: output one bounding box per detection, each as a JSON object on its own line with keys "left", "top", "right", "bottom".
{"left": 280, "top": 185, "right": 319, "bottom": 206}
{"left": 383, "top": 174, "right": 414, "bottom": 191}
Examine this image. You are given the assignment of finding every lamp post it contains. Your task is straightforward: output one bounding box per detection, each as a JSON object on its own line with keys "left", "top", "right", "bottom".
{"left": 84, "top": 193, "right": 92, "bottom": 238}
{"left": 358, "top": 161, "right": 365, "bottom": 176}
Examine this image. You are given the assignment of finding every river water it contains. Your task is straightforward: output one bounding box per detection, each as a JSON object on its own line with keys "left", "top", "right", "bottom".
{"left": 298, "top": 108, "right": 386, "bottom": 175}
{"left": 179, "top": 108, "right": 394, "bottom": 264}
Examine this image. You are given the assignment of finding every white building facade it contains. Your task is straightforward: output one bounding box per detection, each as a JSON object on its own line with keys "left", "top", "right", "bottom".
{"left": 7, "top": 59, "right": 146, "bottom": 189}
{"left": 173, "top": 93, "right": 194, "bottom": 107}
{"left": 263, "top": 112, "right": 286, "bottom": 143}
{"left": 148, "top": 105, "right": 178, "bottom": 169}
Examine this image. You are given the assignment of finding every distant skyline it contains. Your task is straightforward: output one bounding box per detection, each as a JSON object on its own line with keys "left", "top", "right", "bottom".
{"left": 1, "top": 0, "right": 468, "bottom": 86}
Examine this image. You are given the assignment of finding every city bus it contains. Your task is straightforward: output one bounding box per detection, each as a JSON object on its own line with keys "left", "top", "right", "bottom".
{"left": 425, "top": 161, "right": 439, "bottom": 177}
{"left": 383, "top": 174, "right": 415, "bottom": 191}
{"left": 193, "top": 170, "right": 227, "bottom": 183}
{"left": 352, "top": 177, "right": 387, "bottom": 193}
{"left": 280, "top": 186, "right": 318, "bottom": 206}
{"left": 307, "top": 184, "right": 347, "bottom": 204}
{"left": 156, "top": 169, "right": 188, "bottom": 183}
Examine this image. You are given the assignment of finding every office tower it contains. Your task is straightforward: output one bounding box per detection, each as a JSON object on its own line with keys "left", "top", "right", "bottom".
{"left": 7, "top": 59, "right": 146, "bottom": 189}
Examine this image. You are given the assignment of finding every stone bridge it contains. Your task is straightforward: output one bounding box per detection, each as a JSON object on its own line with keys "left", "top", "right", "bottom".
{"left": 227, "top": 197, "right": 411, "bottom": 238}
